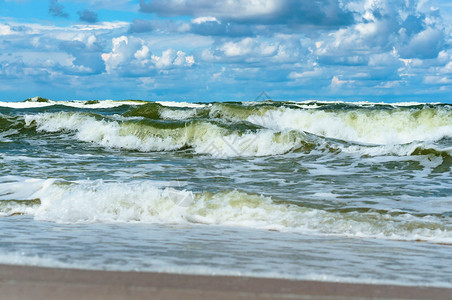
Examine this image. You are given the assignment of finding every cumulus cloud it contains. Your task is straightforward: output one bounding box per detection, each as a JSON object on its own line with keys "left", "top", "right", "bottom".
{"left": 200, "top": 35, "right": 305, "bottom": 65}
{"left": 314, "top": 0, "right": 448, "bottom": 73}
{"left": 101, "top": 36, "right": 139, "bottom": 73}
{"left": 101, "top": 36, "right": 195, "bottom": 76}
{"left": 152, "top": 49, "right": 195, "bottom": 68}
{"left": 78, "top": 9, "right": 99, "bottom": 23}
{"left": 0, "top": 24, "right": 14, "bottom": 36}
{"left": 1, "top": 0, "right": 451, "bottom": 101}
{"left": 49, "top": 0, "right": 69, "bottom": 18}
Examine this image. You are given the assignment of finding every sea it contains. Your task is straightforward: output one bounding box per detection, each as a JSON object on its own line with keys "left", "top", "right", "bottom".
{"left": 0, "top": 98, "right": 451, "bottom": 287}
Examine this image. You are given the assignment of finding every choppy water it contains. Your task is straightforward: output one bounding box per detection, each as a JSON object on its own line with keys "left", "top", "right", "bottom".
{"left": 1, "top": 99, "right": 451, "bottom": 286}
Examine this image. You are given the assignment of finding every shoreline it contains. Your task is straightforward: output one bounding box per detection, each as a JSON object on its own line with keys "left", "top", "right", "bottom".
{"left": 0, "top": 264, "right": 451, "bottom": 300}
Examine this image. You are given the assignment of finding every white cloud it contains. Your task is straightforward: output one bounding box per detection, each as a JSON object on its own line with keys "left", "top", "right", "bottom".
{"left": 102, "top": 36, "right": 133, "bottom": 72}
{"left": 0, "top": 0, "right": 451, "bottom": 101}
{"left": 152, "top": 49, "right": 172, "bottom": 68}
{"left": 185, "top": 55, "right": 195, "bottom": 66}
{"left": 100, "top": 34, "right": 195, "bottom": 74}
{"left": 0, "top": 24, "right": 14, "bottom": 35}
{"left": 220, "top": 38, "right": 254, "bottom": 56}
{"left": 423, "top": 75, "right": 452, "bottom": 84}
{"left": 441, "top": 61, "right": 452, "bottom": 74}
{"left": 72, "top": 22, "right": 129, "bottom": 31}
{"left": 191, "top": 16, "right": 220, "bottom": 24}
{"left": 288, "top": 68, "right": 322, "bottom": 79}
{"left": 376, "top": 80, "right": 401, "bottom": 88}
{"left": 331, "top": 75, "right": 347, "bottom": 87}
{"left": 204, "top": 36, "right": 303, "bottom": 64}
{"left": 134, "top": 45, "right": 150, "bottom": 60}
{"left": 152, "top": 49, "right": 195, "bottom": 68}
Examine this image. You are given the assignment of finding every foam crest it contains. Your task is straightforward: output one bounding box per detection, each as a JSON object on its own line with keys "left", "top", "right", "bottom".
{"left": 0, "top": 177, "right": 56, "bottom": 201}
{"left": 33, "top": 181, "right": 193, "bottom": 223}
{"left": 12, "top": 102, "right": 452, "bottom": 158}
{"left": 0, "top": 179, "right": 190, "bottom": 222}
{"left": 24, "top": 112, "right": 304, "bottom": 157}
{"left": 1, "top": 178, "right": 451, "bottom": 243}
{"left": 156, "top": 101, "right": 207, "bottom": 108}
{"left": 159, "top": 107, "right": 199, "bottom": 120}
{"left": 192, "top": 191, "right": 452, "bottom": 243}
{"left": 0, "top": 177, "right": 54, "bottom": 216}
{"left": 246, "top": 107, "right": 452, "bottom": 145}
{"left": 0, "top": 100, "right": 145, "bottom": 109}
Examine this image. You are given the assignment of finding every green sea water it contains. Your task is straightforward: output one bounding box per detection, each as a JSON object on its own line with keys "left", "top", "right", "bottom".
{"left": 0, "top": 99, "right": 451, "bottom": 286}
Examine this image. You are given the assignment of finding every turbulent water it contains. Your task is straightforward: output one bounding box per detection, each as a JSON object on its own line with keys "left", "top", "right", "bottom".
{"left": 1, "top": 99, "right": 451, "bottom": 286}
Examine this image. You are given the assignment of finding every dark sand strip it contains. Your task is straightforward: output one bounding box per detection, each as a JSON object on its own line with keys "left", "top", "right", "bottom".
{"left": 0, "top": 264, "right": 450, "bottom": 300}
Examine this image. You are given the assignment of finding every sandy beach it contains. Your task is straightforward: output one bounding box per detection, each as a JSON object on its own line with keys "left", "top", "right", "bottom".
{"left": 0, "top": 264, "right": 450, "bottom": 300}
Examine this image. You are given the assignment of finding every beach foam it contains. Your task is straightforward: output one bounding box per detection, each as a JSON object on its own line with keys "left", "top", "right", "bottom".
{"left": 1, "top": 177, "right": 450, "bottom": 243}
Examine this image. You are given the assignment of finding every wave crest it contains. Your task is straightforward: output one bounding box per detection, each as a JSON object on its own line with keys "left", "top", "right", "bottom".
{"left": 1, "top": 101, "right": 448, "bottom": 158}
{"left": 24, "top": 112, "right": 305, "bottom": 157}
{"left": 1, "top": 177, "right": 451, "bottom": 243}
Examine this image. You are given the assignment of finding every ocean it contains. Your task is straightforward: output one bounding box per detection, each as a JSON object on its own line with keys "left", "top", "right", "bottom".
{"left": 0, "top": 98, "right": 451, "bottom": 287}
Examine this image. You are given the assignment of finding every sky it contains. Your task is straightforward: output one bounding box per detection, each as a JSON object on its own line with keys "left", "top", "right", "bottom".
{"left": 0, "top": 0, "right": 451, "bottom": 102}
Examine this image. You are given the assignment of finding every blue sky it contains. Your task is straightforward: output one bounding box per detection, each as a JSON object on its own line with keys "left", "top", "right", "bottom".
{"left": 0, "top": 0, "right": 451, "bottom": 102}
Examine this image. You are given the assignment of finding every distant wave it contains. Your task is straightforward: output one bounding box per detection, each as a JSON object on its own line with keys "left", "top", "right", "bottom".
{"left": 1, "top": 100, "right": 451, "bottom": 159}
{"left": 23, "top": 111, "right": 306, "bottom": 157}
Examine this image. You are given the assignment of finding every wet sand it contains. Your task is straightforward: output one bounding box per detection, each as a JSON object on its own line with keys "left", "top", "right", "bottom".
{"left": 0, "top": 264, "right": 450, "bottom": 300}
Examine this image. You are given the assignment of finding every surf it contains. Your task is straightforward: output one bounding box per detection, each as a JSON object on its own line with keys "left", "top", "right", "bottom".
{"left": 0, "top": 176, "right": 450, "bottom": 244}
{"left": 0, "top": 100, "right": 450, "bottom": 161}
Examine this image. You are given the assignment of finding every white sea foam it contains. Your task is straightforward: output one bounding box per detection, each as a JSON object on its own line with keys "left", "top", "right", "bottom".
{"left": 21, "top": 109, "right": 452, "bottom": 158}
{"left": 246, "top": 106, "right": 452, "bottom": 145}
{"left": 159, "top": 107, "right": 199, "bottom": 120}
{"left": 2, "top": 250, "right": 449, "bottom": 288}
{"left": 1, "top": 177, "right": 451, "bottom": 243}
{"left": 60, "top": 100, "right": 146, "bottom": 109}
{"left": 9, "top": 101, "right": 452, "bottom": 158}
{"left": 0, "top": 178, "right": 56, "bottom": 201}
{"left": 293, "top": 100, "right": 434, "bottom": 107}
{"left": 0, "top": 99, "right": 209, "bottom": 109}
{"left": 156, "top": 101, "right": 208, "bottom": 108}
{"left": 0, "top": 252, "right": 84, "bottom": 269}
{"left": 24, "top": 112, "right": 302, "bottom": 157}
{"left": 0, "top": 99, "right": 146, "bottom": 109}
{"left": 0, "top": 101, "right": 55, "bottom": 108}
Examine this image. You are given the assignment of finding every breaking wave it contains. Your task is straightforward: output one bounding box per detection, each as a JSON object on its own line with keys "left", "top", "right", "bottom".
{"left": 23, "top": 112, "right": 306, "bottom": 157}
{"left": 1, "top": 100, "right": 451, "bottom": 159}
{"left": 1, "top": 177, "right": 451, "bottom": 243}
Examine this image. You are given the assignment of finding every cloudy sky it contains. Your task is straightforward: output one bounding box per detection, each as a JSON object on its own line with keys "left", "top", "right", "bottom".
{"left": 0, "top": 0, "right": 451, "bottom": 102}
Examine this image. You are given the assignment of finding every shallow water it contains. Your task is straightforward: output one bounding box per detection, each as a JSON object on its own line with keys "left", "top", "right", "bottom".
{"left": 1, "top": 216, "right": 452, "bottom": 287}
{"left": 1, "top": 99, "right": 451, "bottom": 286}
